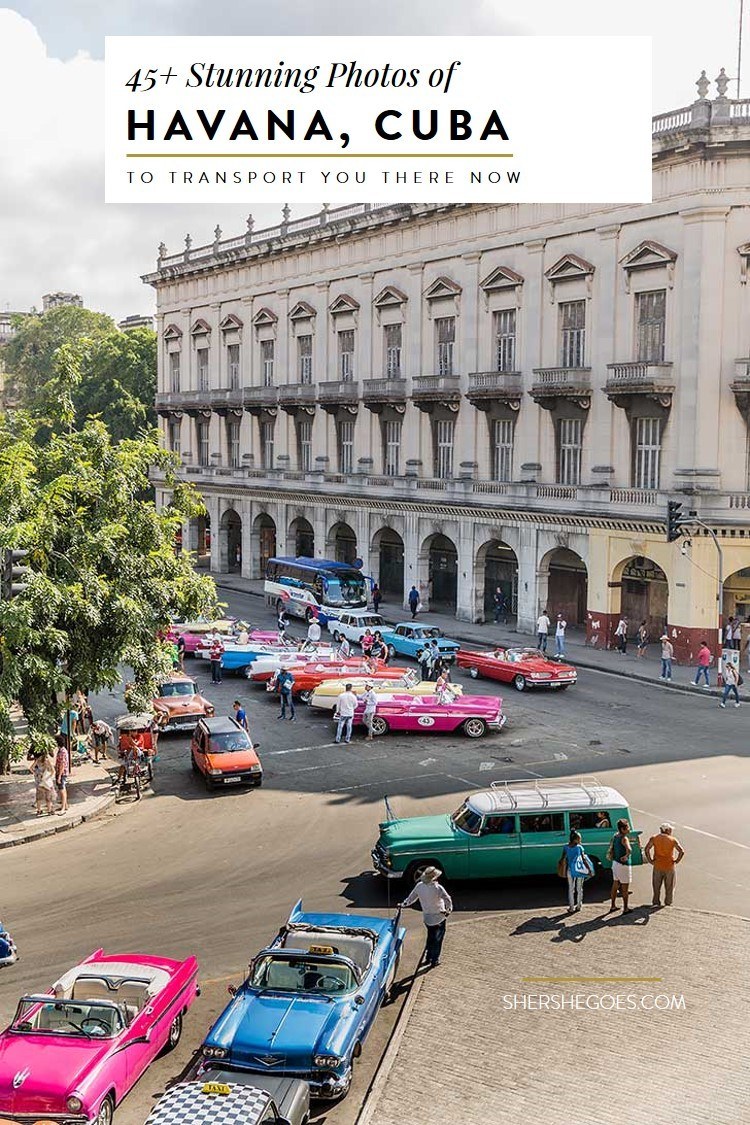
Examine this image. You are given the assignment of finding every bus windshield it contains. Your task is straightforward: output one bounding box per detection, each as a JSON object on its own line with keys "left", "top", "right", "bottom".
{"left": 323, "top": 574, "right": 367, "bottom": 607}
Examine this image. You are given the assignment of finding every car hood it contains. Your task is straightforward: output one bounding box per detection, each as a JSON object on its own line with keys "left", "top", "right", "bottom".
{"left": 378, "top": 813, "right": 456, "bottom": 847}
{"left": 206, "top": 749, "right": 259, "bottom": 770}
{"left": 0, "top": 1033, "right": 107, "bottom": 1114}
{"left": 209, "top": 991, "right": 345, "bottom": 1069}
{"left": 154, "top": 695, "right": 206, "bottom": 715}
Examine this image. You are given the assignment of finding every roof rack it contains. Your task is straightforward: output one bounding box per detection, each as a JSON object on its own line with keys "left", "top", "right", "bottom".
{"left": 488, "top": 776, "right": 605, "bottom": 808}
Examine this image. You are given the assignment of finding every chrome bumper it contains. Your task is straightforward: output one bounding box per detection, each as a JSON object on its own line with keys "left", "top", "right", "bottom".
{"left": 310, "top": 1066, "right": 352, "bottom": 1099}
{"left": 371, "top": 848, "right": 402, "bottom": 878}
{"left": 488, "top": 714, "right": 508, "bottom": 730}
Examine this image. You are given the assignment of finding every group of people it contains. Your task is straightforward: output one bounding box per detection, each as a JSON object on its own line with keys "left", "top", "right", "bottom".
{"left": 29, "top": 690, "right": 111, "bottom": 817}
{"left": 535, "top": 610, "right": 568, "bottom": 657}
{"left": 416, "top": 640, "right": 450, "bottom": 680}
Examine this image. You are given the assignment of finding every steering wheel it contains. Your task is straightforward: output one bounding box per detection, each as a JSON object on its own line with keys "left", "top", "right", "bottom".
{"left": 313, "top": 974, "right": 346, "bottom": 992}
{"left": 80, "top": 1017, "right": 111, "bottom": 1036}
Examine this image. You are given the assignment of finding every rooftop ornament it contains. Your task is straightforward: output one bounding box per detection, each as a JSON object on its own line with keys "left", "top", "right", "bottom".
{"left": 695, "top": 70, "right": 710, "bottom": 100}
{"left": 715, "top": 67, "right": 730, "bottom": 97}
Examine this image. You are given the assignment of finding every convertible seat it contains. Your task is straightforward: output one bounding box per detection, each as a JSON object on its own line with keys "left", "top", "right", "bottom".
{"left": 282, "top": 929, "right": 374, "bottom": 973}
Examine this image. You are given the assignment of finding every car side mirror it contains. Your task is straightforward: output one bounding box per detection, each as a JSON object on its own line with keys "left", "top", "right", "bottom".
{"left": 227, "top": 985, "right": 238, "bottom": 997}
{"left": 354, "top": 994, "right": 365, "bottom": 1006}
{"left": 253, "top": 743, "right": 260, "bottom": 751}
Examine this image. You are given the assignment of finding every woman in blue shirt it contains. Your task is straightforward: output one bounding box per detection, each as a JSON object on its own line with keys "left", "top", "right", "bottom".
{"left": 561, "top": 829, "right": 594, "bottom": 913}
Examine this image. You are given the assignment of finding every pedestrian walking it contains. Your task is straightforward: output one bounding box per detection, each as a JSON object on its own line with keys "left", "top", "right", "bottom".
{"left": 636, "top": 621, "right": 648, "bottom": 660}
{"left": 306, "top": 617, "right": 321, "bottom": 645}
{"left": 644, "top": 823, "right": 685, "bottom": 907}
{"left": 233, "top": 700, "right": 249, "bottom": 730}
{"left": 692, "top": 640, "right": 712, "bottom": 688}
{"left": 429, "top": 640, "right": 444, "bottom": 680}
{"left": 277, "top": 608, "right": 289, "bottom": 642}
{"left": 209, "top": 636, "right": 225, "bottom": 684}
{"left": 362, "top": 682, "right": 378, "bottom": 740}
{"left": 400, "top": 867, "right": 452, "bottom": 969}
{"left": 732, "top": 617, "right": 742, "bottom": 650}
{"left": 724, "top": 618, "right": 734, "bottom": 650}
{"left": 370, "top": 632, "right": 386, "bottom": 663}
{"left": 536, "top": 610, "right": 550, "bottom": 653}
{"left": 408, "top": 585, "right": 421, "bottom": 620}
{"left": 559, "top": 829, "right": 595, "bottom": 913}
{"left": 719, "top": 659, "right": 741, "bottom": 708}
{"left": 417, "top": 645, "right": 431, "bottom": 682}
{"left": 554, "top": 614, "right": 567, "bottom": 658}
{"left": 660, "top": 634, "right": 674, "bottom": 681}
{"left": 361, "top": 629, "right": 374, "bottom": 657}
{"left": 334, "top": 683, "right": 358, "bottom": 744}
{"left": 607, "top": 819, "right": 633, "bottom": 914}
{"left": 372, "top": 583, "right": 382, "bottom": 614}
{"left": 31, "top": 749, "right": 56, "bottom": 815}
{"left": 91, "top": 719, "right": 113, "bottom": 765}
{"left": 54, "top": 735, "right": 70, "bottom": 815}
{"left": 614, "top": 615, "right": 628, "bottom": 654}
{"left": 176, "top": 633, "right": 187, "bottom": 670}
{"left": 59, "top": 704, "right": 78, "bottom": 741}
{"left": 277, "top": 669, "right": 296, "bottom": 720}
{"left": 337, "top": 636, "right": 351, "bottom": 660}
{"left": 493, "top": 587, "right": 507, "bottom": 625}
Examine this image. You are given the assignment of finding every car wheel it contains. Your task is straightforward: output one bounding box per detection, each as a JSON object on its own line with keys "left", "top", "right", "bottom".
{"left": 371, "top": 716, "right": 389, "bottom": 737}
{"left": 191, "top": 754, "right": 199, "bottom": 774}
{"left": 166, "top": 1013, "right": 183, "bottom": 1051}
{"left": 557, "top": 683, "right": 570, "bottom": 691}
{"left": 468, "top": 666, "right": 479, "bottom": 679}
{"left": 96, "top": 1095, "right": 114, "bottom": 1125}
{"left": 332, "top": 630, "right": 342, "bottom": 643}
{"left": 383, "top": 949, "right": 402, "bottom": 1003}
{"left": 513, "top": 674, "right": 527, "bottom": 692}
{"left": 275, "top": 599, "right": 284, "bottom": 614}
{"left": 254, "top": 778, "right": 263, "bottom": 788}
{"left": 204, "top": 775, "right": 214, "bottom": 792}
{"left": 463, "top": 717, "right": 487, "bottom": 739}
{"left": 405, "top": 860, "right": 444, "bottom": 886}
{"left": 388, "top": 644, "right": 397, "bottom": 659}
{"left": 299, "top": 690, "right": 311, "bottom": 704}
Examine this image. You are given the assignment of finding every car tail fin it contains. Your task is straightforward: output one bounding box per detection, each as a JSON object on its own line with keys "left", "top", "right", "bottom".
{"left": 287, "top": 899, "right": 303, "bottom": 924}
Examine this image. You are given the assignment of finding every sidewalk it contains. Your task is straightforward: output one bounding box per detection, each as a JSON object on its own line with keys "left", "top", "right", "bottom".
{"left": 212, "top": 572, "right": 748, "bottom": 701}
{"left": 358, "top": 906, "right": 748, "bottom": 1125}
{"left": 0, "top": 756, "right": 116, "bottom": 849}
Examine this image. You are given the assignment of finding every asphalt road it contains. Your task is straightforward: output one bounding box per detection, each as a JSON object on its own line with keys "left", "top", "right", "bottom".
{"left": 2, "top": 589, "right": 749, "bottom": 1124}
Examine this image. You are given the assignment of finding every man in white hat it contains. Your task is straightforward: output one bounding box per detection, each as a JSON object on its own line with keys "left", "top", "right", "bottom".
{"left": 362, "top": 681, "right": 378, "bottom": 741}
{"left": 400, "top": 867, "right": 453, "bottom": 968}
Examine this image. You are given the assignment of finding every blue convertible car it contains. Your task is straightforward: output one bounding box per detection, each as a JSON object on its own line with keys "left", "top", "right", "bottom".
{"left": 380, "top": 622, "right": 461, "bottom": 663}
{"left": 200, "top": 901, "right": 405, "bottom": 1100}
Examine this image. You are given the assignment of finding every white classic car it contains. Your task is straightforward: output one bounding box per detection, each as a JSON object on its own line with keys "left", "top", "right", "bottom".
{"left": 326, "top": 611, "right": 387, "bottom": 645}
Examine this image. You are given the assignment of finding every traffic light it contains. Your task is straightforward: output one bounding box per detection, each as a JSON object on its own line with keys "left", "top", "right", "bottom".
{"left": 666, "top": 501, "right": 684, "bottom": 543}
{"left": 1, "top": 549, "right": 32, "bottom": 600}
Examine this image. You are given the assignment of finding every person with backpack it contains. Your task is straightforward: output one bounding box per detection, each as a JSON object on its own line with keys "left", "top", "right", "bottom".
{"left": 277, "top": 668, "right": 296, "bottom": 720}
{"left": 607, "top": 818, "right": 634, "bottom": 915}
{"left": 719, "top": 659, "right": 741, "bottom": 708}
{"left": 559, "top": 829, "right": 595, "bottom": 913}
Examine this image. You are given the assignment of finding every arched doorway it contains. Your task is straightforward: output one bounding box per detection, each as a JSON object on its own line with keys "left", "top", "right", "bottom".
{"left": 542, "top": 547, "right": 588, "bottom": 625}
{"left": 251, "top": 513, "right": 276, "bottom": 579}
{"left": 220, "top": 508, "right": 242, "bottom": 573}
{"left": 327, "top": 521, "right": 357, "bottom": 565}
{"left": 723, "top": 566, "right": 750, "bottom": 627}
{"left": 615, "top": 556, "right": 668, "bottom": 639}
{"left": 477, "top": 539, "right": 518, "bottom": 621}
{"left": 423, "top": 532, "right": 458, "bottom": 612}
{"left": 371, "top": 527, "right": 404, "bottom": 599}
{"left": 289, "top": 516, "right": 315, "bottom": 558}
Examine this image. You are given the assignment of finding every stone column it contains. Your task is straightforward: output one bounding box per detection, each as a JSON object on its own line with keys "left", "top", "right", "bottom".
{"left": 456, "top": 521, "right": 476, "bottom": 622}
{"left": 206, "top": 496, "right": 222, "bottom": 573}
{"left": 240, "top": 498, "right": 254, "bottom": 579}
{"left": 403, "top": 512, "right": 422, "bottom": 611}
{"left": 515, "top": 524, "right": 539, "bottom": 635}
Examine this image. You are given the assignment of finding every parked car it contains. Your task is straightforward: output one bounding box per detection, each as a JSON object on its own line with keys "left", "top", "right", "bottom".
{"left": 379, "top": 623, "right": 461, "bottom": 663}
{"left": 145, "top": 1070, "right": 310, "bottom": 1125}
{"left": 0, "top": 949, "right": 199, "bottom": 1125}
{"left": 309, "top": 673, "right": 464, "bottom": 711}
{"left": 352, "top": 691, "right": 506, "bottom": 739}
{"left": 152, "top": 674, "right": 214, "bottom": 732}
{"left": 371, "top": 779, "right": 642, "bottom": 883}
{"left": 326, "top": 611, "right": 387, "bottom": 645}
{"left": 167, "top": 619, "right": 236, "bottom": 655}
{"left": 200, "top": 900, "right": 405, "bottom": 1100}
{"left": 264, "top": 661, "right": 409, "bottom": 701}
{"left": 191, "top": 716, "right": 263, "bottom": 789}
{"left": 456, "top": 647, "right": 578, "bottom": 691}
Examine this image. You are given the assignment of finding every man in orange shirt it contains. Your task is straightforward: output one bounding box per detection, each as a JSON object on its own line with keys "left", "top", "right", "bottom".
{"left": 644, "top": 823, "right": 685, "bottom": 907}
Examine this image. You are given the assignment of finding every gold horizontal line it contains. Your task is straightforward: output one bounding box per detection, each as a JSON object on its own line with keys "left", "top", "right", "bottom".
{"left": 126, "top": 152, "right": 515, "bottom": 159}
{"left": 522, "top": 977, "right": 663, "bottom": 983}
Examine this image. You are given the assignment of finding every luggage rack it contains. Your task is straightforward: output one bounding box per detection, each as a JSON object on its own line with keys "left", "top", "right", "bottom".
{"left": 488, "top": 776, "right": 608, "bottom": 808}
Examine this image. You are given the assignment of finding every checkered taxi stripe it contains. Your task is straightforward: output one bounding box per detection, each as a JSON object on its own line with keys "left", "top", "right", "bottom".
{"left": 147, "top": 1081, "right": 271, "bottom": 1124}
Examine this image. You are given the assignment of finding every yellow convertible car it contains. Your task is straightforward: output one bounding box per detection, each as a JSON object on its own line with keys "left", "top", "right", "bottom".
{"left": 308, "top": 673, "right": 463, "bottom": 710}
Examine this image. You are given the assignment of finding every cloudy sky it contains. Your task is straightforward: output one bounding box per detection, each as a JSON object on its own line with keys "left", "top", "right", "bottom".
{"left": 0, "top": 0, "right": 745, "bottom": 320}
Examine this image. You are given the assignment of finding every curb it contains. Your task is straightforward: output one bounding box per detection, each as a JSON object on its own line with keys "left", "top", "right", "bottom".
{"left": 212, "top": 577, "right": 747, "bottom": 702}
{"left": 0, "top": 792, "right": 116, "bottom": 850}
{"left": 355, "top": 970, "right": 425, "bottom": 1125}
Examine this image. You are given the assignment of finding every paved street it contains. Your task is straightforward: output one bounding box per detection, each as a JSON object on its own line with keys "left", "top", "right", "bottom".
{"left": 1, "top": 590, "right": 748, "bottom": 1123}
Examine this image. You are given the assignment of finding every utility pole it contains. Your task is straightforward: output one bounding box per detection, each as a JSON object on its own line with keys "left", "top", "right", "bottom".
{"left": 740, "top": 0, "right": 745, "bottom": 98}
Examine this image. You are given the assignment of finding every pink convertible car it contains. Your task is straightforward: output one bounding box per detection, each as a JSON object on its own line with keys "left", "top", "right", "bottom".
{"left": 0, "top": 949, "right": 199, "bottom": 1125}
{"left": 353, "top": 691, "right": 507, "bottom": 739}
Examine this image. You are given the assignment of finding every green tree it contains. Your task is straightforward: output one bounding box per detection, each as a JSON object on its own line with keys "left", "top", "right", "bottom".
{"left": 0, "top": 410, "right": 216, "bottom": 767}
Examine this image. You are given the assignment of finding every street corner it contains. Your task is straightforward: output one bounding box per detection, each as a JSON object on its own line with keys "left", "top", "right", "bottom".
{"left": 359, "top": 906, "right": 750, "bottom": 1125}
{"left": 0, "top": 758, "right": 117, "bottom": 849}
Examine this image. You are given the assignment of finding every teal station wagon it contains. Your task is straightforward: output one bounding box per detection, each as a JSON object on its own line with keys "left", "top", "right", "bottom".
{"left": 372, "top": 779, "right": 642, "bottom": 884}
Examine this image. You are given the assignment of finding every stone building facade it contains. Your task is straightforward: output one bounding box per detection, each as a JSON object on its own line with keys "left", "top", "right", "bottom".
{"left": 146, "top": 75, "right": 750, "bottom": 660}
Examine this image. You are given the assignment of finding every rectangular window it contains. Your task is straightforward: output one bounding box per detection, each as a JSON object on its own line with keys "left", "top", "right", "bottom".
{"left": 433, "top": 418, "right": 455, "bottom": 478}
{"left": 559, "top": 300, "right": 586, "bottom": 368}
{"left": 227, "top": 419, "right": 241, "bottom": 468}
{"left": 259, "top": 420, "right": 275, "bottom": 470}
{"left": 384, "top": 323, "right": 402, "bottom": 378}
{"left": 338, "top": 329, "right": 355, "bottom": 381}
{"left": 338, "top": 419, "right": 355, "bottom": 475}
{"left": 196, "top": 420, "right": 210, "bottom": 467}
{"left": 297, "top": 419, "right": 313, "bottom": 472}
{"left": 197, "top": 347, "right": 209, "bottom": 392}
{"left": 168, "top": 419, "right": 180, "bottom": 455}
{"left": 227, "top": 343, "right": 240, "bottom": 390}
{"left": 636, "top": 290, "right": 666, "bottom": 363}
{"left": 168, "top": 352, "right": 180, "bottom": 393}
{"left": 633, "top": 416, "right": 662, "bottom": 489}
{"left": 298, "top": 334, "right": 313, "bottom": 384}
{"left": 436, "top": 317, "right": 455, "bottom": 377}
{"left": 260, "top": 339, "right": 275, "bottom": 386}
{"left": 382, "top": 419, "right": 402, "bottom": 476}
{"left": 494, "top": 309, "right": 517, "bottom": 373}
{"left": 557, "top": 417, "right": 582, "bottom": 486}
{"left": 492, "top": 418, "right": 514, "bottom": 482}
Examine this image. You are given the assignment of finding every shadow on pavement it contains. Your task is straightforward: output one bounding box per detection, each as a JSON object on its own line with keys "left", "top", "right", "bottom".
{"left": 510, "top": 903, "right": 653, "bottom": 944}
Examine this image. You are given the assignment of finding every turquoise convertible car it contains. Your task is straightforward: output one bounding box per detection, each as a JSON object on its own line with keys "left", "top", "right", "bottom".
{"left": 380, "top": 622, "right": 461, "bottom": 663}
{"left": 200, "top": 901, "right": 405, "bottom": 1100}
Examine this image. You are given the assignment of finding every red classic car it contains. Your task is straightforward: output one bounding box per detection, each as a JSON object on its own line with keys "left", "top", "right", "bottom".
{"left": 353, "top": 691, "right": 507, "bottom": 738}
{"left": 456, "top": 647, "right": 577, "bottom": 691}
{"left": 261, "top": 660, "right": 408, "bottom": 700}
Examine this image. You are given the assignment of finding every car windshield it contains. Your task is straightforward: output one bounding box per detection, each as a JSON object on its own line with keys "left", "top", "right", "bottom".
{"left": 451, "top": 802, "right": 483, "bottom": 835}
{"left": 13, "top": 999, "right": 121, "bottom": 1038}
{"left": 322, "top": 574, "right": 366, "bottom": 607}
{"left": 209, "top": 731, "right": 252, "bottom": 753}
{"left": 425, "top": 628, "right": 442, "bottom": 638}
{"left": 363, "top": 616, "right": 384, "bottom": 627}
{"left": 251, "top": 955, "right": 355, "bottom": 995}
{"left": 159, "top": 681, "right": 196, "bottom": 697}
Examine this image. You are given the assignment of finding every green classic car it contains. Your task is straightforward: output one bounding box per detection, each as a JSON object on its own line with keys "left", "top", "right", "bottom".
{"left": 371, "top": 780, "right": 643, "bottom": 884}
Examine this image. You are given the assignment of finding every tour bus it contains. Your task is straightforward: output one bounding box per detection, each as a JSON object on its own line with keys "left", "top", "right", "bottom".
{"left": 264, "top": 556, "right": 369, "bottom": 624}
